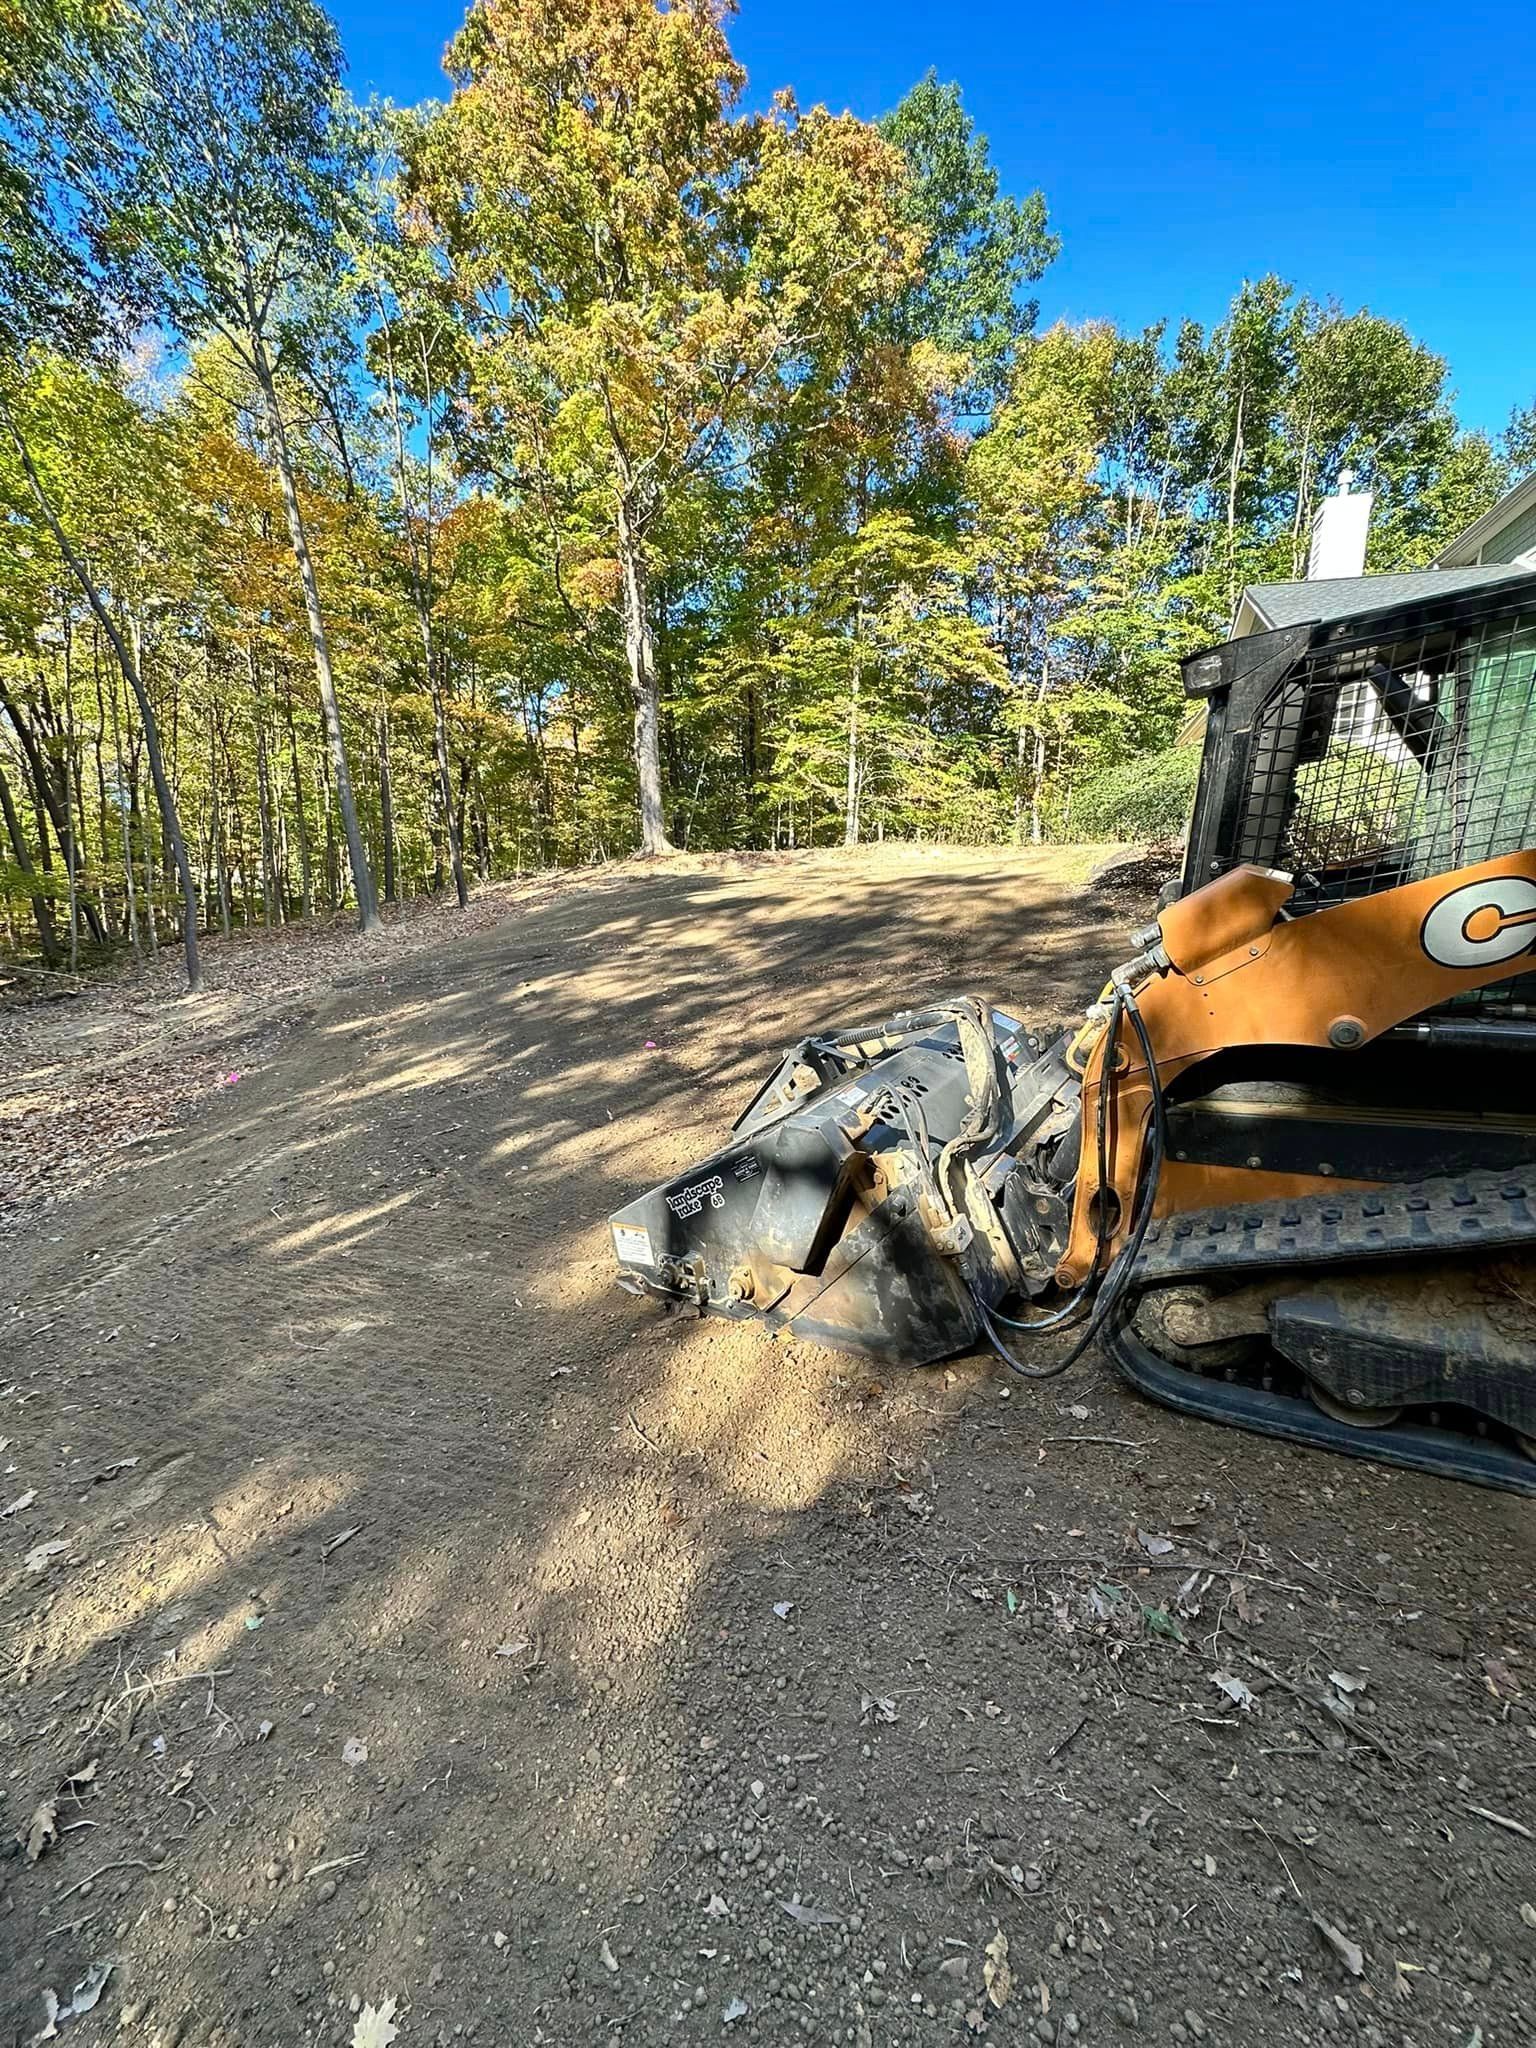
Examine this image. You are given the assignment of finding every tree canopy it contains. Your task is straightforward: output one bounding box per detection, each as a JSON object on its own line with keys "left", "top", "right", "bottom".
{"left": 1, "top": 0, "right": 1529, "bottom": 981}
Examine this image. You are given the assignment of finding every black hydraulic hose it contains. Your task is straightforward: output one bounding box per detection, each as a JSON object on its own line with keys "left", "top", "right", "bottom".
{"left": 973, "top": 979, "right": 1169, "bottom": 1381}
{"left": 985, "top": 984, "right": 1125, "bottom": 1340}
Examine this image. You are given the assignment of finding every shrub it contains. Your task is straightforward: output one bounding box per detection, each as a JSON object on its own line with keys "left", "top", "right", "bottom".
{"left": 1069, "top": 743, "right": 1201, "bottom": 842}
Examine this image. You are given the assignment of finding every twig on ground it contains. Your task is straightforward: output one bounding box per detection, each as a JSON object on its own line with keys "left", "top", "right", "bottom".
{"left": 627, "top": 1411, "right": 663, "bottom": 1455}
{"left": 1046, "top": 1715, "right": 1088, "bottom": 1761}
{"left": 55, "top": 1857, "right": 167, "bottom": 1902}
{"left": 302, "top": 1851, "right": 369, "bottom": 1880}
{"left": 1241, "top": 1651, "right": 1400, "bottom": 1766}
{"left": 1039, "top": 1436, "right": 1148, "bottom": 1450}
{"left": 1464, "top": 1803, "right": 1533, "bottom": 1839}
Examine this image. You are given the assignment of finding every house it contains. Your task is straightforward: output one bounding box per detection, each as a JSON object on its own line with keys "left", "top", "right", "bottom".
{"left": 1230, "top": 468, "right": 1536, "bottom": 641}
{"left": 1433, "top": 470, "right": 1536, "bottom": 570}
{"left": 1224, "top": 469, "right": 1536, "bottom": 764}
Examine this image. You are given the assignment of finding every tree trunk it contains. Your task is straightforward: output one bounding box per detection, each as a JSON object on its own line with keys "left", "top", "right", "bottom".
{"left": 2, "top": 407, "right": 201, "bottom": 992}
{"left": 281, "top": 675, "right": 313, "bottom": 920}
{"left": 376, "top": 304, "right": 466, "bottom": 908}
{"left": 0, "top": 758, "right": 61, "bottom": 966}
{"left": 377, "top": 708, "right": 397, "bottom": 905}
{"left": 248, "top": 339, "right": 380, "bottom": 934}
{"left": 843, "top": 663, "right": 861, "bottom": 848}
{"left": 614, "top": 489, "right": 672, "bottom": 856}
{"left": 0, "top": 679, "right": 106, "bottom": 948}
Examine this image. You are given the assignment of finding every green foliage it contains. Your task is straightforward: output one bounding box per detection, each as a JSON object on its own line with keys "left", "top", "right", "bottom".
{"left": 0, "top": 0, "right": 1524, "bottom": 973}
{"left": 878, "top": 73, "right": 1057, "bottom": 410}
{"left": 1069, "top": 744, "right": 1202, "bottom": 843}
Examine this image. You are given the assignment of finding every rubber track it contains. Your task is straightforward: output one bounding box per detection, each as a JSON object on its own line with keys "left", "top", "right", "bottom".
{"left": 1109, "top": 1162, "right": 1536, "bottom": 1496}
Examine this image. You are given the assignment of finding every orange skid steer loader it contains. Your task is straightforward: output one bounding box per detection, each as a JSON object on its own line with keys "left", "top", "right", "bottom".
{"left": 611, "top": 578, "right": 1536, "bottom": 1494}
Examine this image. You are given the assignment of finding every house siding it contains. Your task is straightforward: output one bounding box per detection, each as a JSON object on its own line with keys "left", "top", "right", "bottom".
{"left": 1481, "top": 497, "right": 1536, "bottom": 564}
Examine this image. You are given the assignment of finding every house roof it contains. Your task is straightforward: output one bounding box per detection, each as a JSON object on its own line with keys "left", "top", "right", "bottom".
{"left": 1432, "top": 470, "right": 1536, "bottom": 568}
{"left": 1234, "top": 562, "right": 1536, "bottom": 637}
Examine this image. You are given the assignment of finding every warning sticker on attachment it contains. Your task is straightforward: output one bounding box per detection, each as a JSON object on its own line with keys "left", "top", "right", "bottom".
{"left": 612, "top": 1223, "right": 654, "bottom": 1267}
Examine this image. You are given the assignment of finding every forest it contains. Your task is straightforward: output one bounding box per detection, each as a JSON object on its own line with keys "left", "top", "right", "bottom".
{"left": 2, "top": 0, "right": 1532, "bottom": 991}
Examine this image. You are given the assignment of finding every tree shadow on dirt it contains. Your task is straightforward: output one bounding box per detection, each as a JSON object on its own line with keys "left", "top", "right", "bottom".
{"left": 5, "top": 850, "right": 1535, "bottom": 2047}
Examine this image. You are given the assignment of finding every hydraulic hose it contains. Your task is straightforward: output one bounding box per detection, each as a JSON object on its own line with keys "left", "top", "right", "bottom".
{"left": 972, "top": 977, "right": 1169, "bottom": 1381}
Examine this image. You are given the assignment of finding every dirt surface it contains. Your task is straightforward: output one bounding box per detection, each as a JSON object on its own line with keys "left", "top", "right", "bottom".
{"left": 2, "top": 844, "right": 1534, "bottom": 2048}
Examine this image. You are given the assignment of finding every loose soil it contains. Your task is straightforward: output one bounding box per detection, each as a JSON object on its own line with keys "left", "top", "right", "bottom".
{"left": 2, "top": 845, "right": 1533, "bottom": 2048}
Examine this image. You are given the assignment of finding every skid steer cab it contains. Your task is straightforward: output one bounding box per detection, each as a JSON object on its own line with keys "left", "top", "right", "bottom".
{"left": 611, "top": 576, "right": 1536, "bottom": 1494}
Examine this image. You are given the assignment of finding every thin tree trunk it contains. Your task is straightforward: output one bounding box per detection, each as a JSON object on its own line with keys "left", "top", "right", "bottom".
{"left": 377, "top": 708, "right": 397, "bottom": 905}
{"left": 375, "top": 304, "right": 465, "bottom": 907}
{"left": 283, "top": 675, "right": 314, "bottom": 920}
{"left": 843, "top": 661, "right": 861, "bottom": 847}
{"left": 248, "top": 338, "right": 380, "bottom": 934}
{"left": 2, "top": 407, "right": 201, "bottom": 991}
{"left": 0, "top": 678, "right": 106, "bottom": 948}
{"left": 106, "top": 663, "right": 142, "bottom": 964}
{"left": 0, "top": 758, "right": 61, "bottom": 966}
{"left": 90, "top": 638, "right": 115, "bottom": 940}
{"left": 614, "top": 488, "right": 671, "bottom": 856}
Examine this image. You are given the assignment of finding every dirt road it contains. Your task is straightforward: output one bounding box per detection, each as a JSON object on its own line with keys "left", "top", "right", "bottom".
{"left": 3, "top": 847, "right": 1534, "bottom": 2048}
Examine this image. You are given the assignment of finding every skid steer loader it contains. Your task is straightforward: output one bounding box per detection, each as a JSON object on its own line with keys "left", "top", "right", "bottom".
{"left": 610, "top": 576, "right": 1536, "bottom": 1494}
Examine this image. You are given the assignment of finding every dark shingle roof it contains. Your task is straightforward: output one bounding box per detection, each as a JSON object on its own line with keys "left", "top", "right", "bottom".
{"left": 1243, "top": 563, "right": 1536, "bottom": 631}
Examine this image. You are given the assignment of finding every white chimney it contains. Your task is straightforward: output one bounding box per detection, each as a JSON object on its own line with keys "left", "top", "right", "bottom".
{"left": 1307, "top": 468, "right": 1374, "bottom": 580}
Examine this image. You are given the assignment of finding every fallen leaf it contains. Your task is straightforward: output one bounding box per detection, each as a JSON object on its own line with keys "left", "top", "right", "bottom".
{"left": 1311, "top": 1913, "right": 1364, "bottom": 1975}
{"left": 1484, "top": 1657, "right": 1522, "bottom": 1699}
{"left": 1142, "top": 1604, "right": 1186, "bottom": 1643}
{"left": 320, "top": 1526, "right": 360, "bottom": 1559}
{"left": 1137, "top": 1529, "right": 1175, "bottom": 1556}
{"left": 1521, "top": 1901, "right": 1536, "bottom": 1929}
{"left": 772, "top": 1602, "right": 793, "bottom": 1620}
{"left": 351, "top": 1996, "right": 398, "bottom": 2048}
{"left": 92, "top": 1458, "right": 138, "bottom": 1482}
{"left": 1395, "top": 1959, "right": 1424, "bottom": 2001}
{"left": 24, "top": 1539, "right": 67, "bottom": 1574}
{"left": 984, "top": 1928, "right": 1012, "bottom": 2009}
{"left": 1210, "top": 1670, "right": 1259, "bottom": 1712}
{"left": 779, "top": 1895, "right": 840, "bottom": 1928}
{"left": 1228, "top": 1576, "right": 1252, "bottom": 1623}
{"left": 1329, "top": 1670, "right": 1367, "bottom": 1695}
{"left": 32, "top": 1960, "right": 113, "bottom": 2043}
{"left": 493, "top": 1640, "right": 531, "bottom": 1658}
{"left": 60, "top": 1760, "right": 97, "bottom": 1792}
{"left": 860, "top": 1693, "right": 898, "bottom": 1725}
{"left": 704, "top": 1893, "right": 730, "bottom": 1919}
{"left": 342, "top": 1738, "right": 369, "bottom": 1768}
{"left": 256, "top": 1720, "right": 274, "bottom": 1741}
{"left": 721, "top": 1998, "right": 748, "bottom": 2024}
{"left": 23, "top": 1799, "right": 58, "bottom": 1862}
{"left": 1066, "top": 1403, "right": 1090, "bottom": 1421}
{"left": 599, "top": 1938, "right": 618, "bottom": 1973}
{"left": 3, "top": 1489, "right": 36, "bottom": 1516}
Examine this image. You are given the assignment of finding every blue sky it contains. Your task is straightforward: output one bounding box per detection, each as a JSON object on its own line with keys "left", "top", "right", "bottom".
{"left": 330, "top": 0, "right": 1533, "bottom": 439}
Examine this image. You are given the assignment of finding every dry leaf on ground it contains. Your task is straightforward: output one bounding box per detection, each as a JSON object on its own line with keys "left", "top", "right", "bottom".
{"left": 351, "top": 1997, "right": 398, "bottom": 2048}
{"left": 22, "top": 1799, "right": 58, "bottom": 1862}
{"left": 984, "top": 1928, "right": 1012, "bottom": 2009}
{"left": 1312, "top": 1913, "right": 1365, "bottom": 1975}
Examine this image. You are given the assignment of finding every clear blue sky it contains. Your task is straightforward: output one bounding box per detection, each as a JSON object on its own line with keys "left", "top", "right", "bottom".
{"left": 330, "top": 0, "right": 1533, "bottom": 439}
